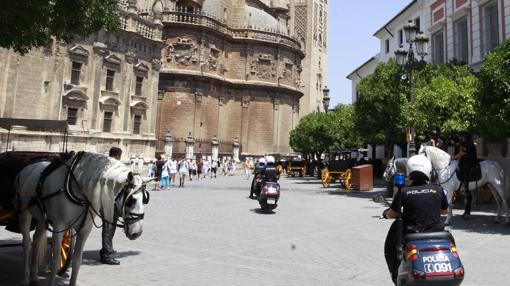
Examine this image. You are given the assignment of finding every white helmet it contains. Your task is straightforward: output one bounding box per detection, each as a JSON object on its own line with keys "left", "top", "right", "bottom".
{"left": 406, "top": 154, "right": 432, "bottom": 181}
{"left": 258, "top": 158, "right": 266, "bottom": 164}
{"left": 265, "top": 156, "right": 275, "bottom": 164}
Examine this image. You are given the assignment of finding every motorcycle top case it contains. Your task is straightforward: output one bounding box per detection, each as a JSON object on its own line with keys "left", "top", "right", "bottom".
{"left": 402, "top": 232, "right": 464, "bottom": 285}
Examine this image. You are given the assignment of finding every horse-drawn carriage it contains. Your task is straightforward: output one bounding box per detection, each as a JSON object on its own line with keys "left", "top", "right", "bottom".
{"left": 1, "top": 118, "right": 150, "bottom": 285}
{"left": 287, "top": 158, "right": 306, "bottom": 177}
{"left": 321, "top": 149, "right": 353, "bottom": 190}
{"left": 0, "top": 118, "right": 73, "bottom": 274}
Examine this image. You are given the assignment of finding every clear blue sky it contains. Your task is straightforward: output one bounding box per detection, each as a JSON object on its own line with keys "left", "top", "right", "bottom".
{"left": 328, "top": 0, "right": 411, "bottom": 105}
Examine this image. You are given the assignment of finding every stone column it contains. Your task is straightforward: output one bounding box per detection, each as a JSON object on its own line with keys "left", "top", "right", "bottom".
{"left": 185, "top": 132, "right": 195, "bottom": 159}
{"left": 164, "top": 131, "right": 174, "bottom": 158}
{"left": 211, "top": 135, "right": 219, "bottom": 161}
{"left": 232, "top": 138, "right": 240, "bottom": 163}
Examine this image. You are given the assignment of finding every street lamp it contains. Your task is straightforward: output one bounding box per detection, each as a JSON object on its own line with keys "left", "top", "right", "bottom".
{"left": 394, "top": 20, "right": 429, "bottom": 157}
{"left": 322, "top": 86, "right": 330, "bottom": 113}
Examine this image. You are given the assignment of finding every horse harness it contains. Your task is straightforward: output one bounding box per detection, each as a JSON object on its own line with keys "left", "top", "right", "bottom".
{"left": 26, "top": 151, "right": 149, "bottom": 233}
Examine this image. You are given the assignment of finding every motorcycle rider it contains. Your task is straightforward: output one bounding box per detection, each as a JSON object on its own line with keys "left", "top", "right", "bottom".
{"left": 249, "top": 158, "right": 266, "bottom": 198}
{"left": 261, "top": 156, "right": 279, "bottom": 183}
{"left": 383, "top": 154, "right": 449, "bottom": 284}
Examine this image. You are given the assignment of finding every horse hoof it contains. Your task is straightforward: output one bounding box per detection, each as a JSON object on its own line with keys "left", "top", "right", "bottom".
{"left": 461, "top": 213, "right": 470, "bottom": 220}
{"left": 444, "top": 221, "right": 451, "bottom": 226}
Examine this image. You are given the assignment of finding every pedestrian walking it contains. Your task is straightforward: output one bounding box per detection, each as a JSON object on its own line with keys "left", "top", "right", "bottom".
{"left": 161, "top": 158, "right": 170, "bottom": 190}
{"left": 154, "top": 155, "right": 165, "bottom": 191}
{"left": 244, "top": 159, "right": 251, "bottom": 180}
{"left": 197, "top": 159, "right": 203, "bottom": 180}
{"left": 178, "top": 159, "right": 189, "bottom": 187}
{"left": 211, "top": 160, "right": 217, "bottom": 178}
{"left": 147, "top": 160, "right": 154, "bottom": 178}
{"left": 189, "top": 159, "right": 197, "bottom": 181}
{"left": 169, "top": 158, "right": 177, "bottom": 186}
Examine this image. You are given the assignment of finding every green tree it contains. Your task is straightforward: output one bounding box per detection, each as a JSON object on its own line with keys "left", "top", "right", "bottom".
{"left": 0, "top": 0, "right": 119, "bottom": 54}
{"left": 289, "top": 112, "right": 332, "bottom": 158}
{"left": 407, "top": 63, "right": 479, "bottom": 140}
{"left": 478, "top": 39, "right": 510, "bottom": 138}
{"left": 354, "top": 59, "right": 408, "bottom": 154}
{"left": 330, "top": 104, "right": 363, "bottom": 149}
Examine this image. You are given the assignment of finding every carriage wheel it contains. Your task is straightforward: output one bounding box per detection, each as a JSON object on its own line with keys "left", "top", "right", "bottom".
{"left": 343, "top": 169, "right": 352, "bottom": 191}
{"left": 322, "top": 170, "right": 331, "bottom": 188}
{"left": 50, "top": 228, "right": 74, "bottom": 275}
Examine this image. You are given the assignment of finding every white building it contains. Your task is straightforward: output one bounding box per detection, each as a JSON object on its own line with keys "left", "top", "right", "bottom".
{"left": 348, "top": 0, "right": 510, "bottom": 183}
{"left": 349, "top": 0, "right": 510, "bottom": 102}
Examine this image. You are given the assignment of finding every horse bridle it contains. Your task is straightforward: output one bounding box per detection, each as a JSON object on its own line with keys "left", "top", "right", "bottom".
{"left": 115, "top": 177, "right": 150, "bottom": 227}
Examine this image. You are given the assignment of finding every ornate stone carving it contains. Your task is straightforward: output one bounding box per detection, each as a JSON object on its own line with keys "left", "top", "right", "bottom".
{"left": 242, "top": 96, "right": 250, "bottom": 108}
{"left": 273, "top": 98, "right": 280, "bottom": 111}
{"left": 104, "top": 54, "right": 122, "bottom": 66}
{"left": 218, "top": 95, "right": 226, "bottom": 106}
{"left": 92, "top": 42, "right": 108, "bottom": 55}
{"left": 69, "top": 45, "right": 90, "bottom": 57}
{"left": 151, "top": 59, "right": 162, "bottom": 70}
{"left": 134, "top": 62, "right": 150, "bottom": 73}
{"left": 207, "top": 46, "right": 220, "bottom": 71}
{"left": 125, "top": 51, "right": 137, "bottom": 64}
{"left": 165, "top": 37, "right": 199, "bottom": 66}
{"left": 250, "top": 54, "right": 276, "bottom": 80}
{"left": 194, "top": 91, "right": 202, "bottom": 102}
{"left": 282, "top": 62, "right": 293, "bottom": 82}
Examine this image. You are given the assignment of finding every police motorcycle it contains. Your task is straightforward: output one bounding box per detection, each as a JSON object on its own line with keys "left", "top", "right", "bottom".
{"left": 381, "top": 170, "right": 464, "bottom": 286}
{"left": 257, "top": 156, "right": 280, "bottom": 212}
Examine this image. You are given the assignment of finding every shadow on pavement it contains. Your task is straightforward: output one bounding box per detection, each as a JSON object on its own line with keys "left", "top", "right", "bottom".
{"left": 81, "top": 250, "right": 141, "bottom": 266}
{"left": 250, "top": 208, "right": 275, "bottom": 215}
{"left": 445, "top": 214, "right": 510, "bottom": 235}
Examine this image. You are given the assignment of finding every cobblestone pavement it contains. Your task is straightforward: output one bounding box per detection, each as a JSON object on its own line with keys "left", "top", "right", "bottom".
{"left": 1, "top": 173, "right": 510, "bottom": 285}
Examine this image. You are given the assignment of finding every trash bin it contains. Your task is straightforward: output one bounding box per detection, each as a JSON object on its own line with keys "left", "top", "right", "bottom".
{"left": 352, "top": 164, "right": 373, "bottom": 191}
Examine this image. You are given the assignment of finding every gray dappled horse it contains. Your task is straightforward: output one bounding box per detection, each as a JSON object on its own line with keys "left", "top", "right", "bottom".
{"left": 16, "top": 152, "right": 149, "bottom": 286}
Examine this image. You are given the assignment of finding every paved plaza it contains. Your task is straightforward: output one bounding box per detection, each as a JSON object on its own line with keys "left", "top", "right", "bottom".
{"left": 1, "top": 173, "right": 510, "bottom": 285}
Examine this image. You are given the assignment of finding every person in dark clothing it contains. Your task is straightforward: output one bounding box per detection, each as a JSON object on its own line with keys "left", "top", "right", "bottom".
{"left": 452, "top": 132, "right": 478, "bottom": 219}
{"left": 261, "top": 156, "right": 279, "bottom": 183}
{"left": 249, "top": 158, "right": 266, "bottom": 199}
{"left": 100, "top": 147, "right": 123, "bottom": 265}
{"left": 383, "top": 154, "right": 449, "bottom": 284}
{"left": 154, "top": 155, "right": 165, "bottom": 191}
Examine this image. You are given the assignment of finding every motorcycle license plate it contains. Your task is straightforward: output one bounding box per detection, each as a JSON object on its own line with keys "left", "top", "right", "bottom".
{"left": 267, "top": 198, "right": 276, "bottom": 205}
{"left": 422, "top": 254, "right": 453, "bottom": 274}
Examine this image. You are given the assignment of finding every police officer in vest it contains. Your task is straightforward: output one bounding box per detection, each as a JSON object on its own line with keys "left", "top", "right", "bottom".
{"left": 383, "top": 154, "right": 449, "bottom": 284}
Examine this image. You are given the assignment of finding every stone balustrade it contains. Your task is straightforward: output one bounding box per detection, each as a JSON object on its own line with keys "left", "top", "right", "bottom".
{"left": 161, "top": 9, "right": 303, "bottom": 53}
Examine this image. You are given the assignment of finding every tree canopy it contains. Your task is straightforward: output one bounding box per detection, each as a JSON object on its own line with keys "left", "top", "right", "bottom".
{"left": 477, "top": 39, "right": 510, "bottom": 138}
{"left": 407, "top": 63, "right": 479, "bottom": 141}
{"left": 0, "top": 0, "right": 119, "bottom": 54}
{"left": 354, "top": 59, "right": 408, "bottom": 149}
{"left": 289, "top": 106, "right": 363, "bottom": 157}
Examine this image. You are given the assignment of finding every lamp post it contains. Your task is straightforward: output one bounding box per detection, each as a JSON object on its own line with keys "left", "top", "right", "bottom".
{"left": 394, "top": 20, "right": 429, "bottom": 157}
{"left": 322, "top": 86, "right": 330, "bottom": 113}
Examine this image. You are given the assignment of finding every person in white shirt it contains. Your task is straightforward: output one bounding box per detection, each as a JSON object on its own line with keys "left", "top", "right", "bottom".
{"left": 169, "top": 158, "right": 177, "bottom": 186}
{"left": 178, "top": 159, "right": 189, "bottom": 187}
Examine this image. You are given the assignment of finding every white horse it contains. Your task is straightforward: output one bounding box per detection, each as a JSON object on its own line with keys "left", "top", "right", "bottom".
{"left": 16, "top": 152, "right": 149, "bottom": 286}
{"left": 418, "top": 145, "right": 509, "bottom": 225}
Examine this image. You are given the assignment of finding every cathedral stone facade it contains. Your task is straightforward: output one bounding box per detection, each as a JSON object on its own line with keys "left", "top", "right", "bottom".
{"left": 0, "top": 1, "right": 164, "bottom": 159}
{"left": 0, "top": 0, "right": 329, "bottom": 160}
{"left": 156, "top": 0, "right": 305, "bottom": 157}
